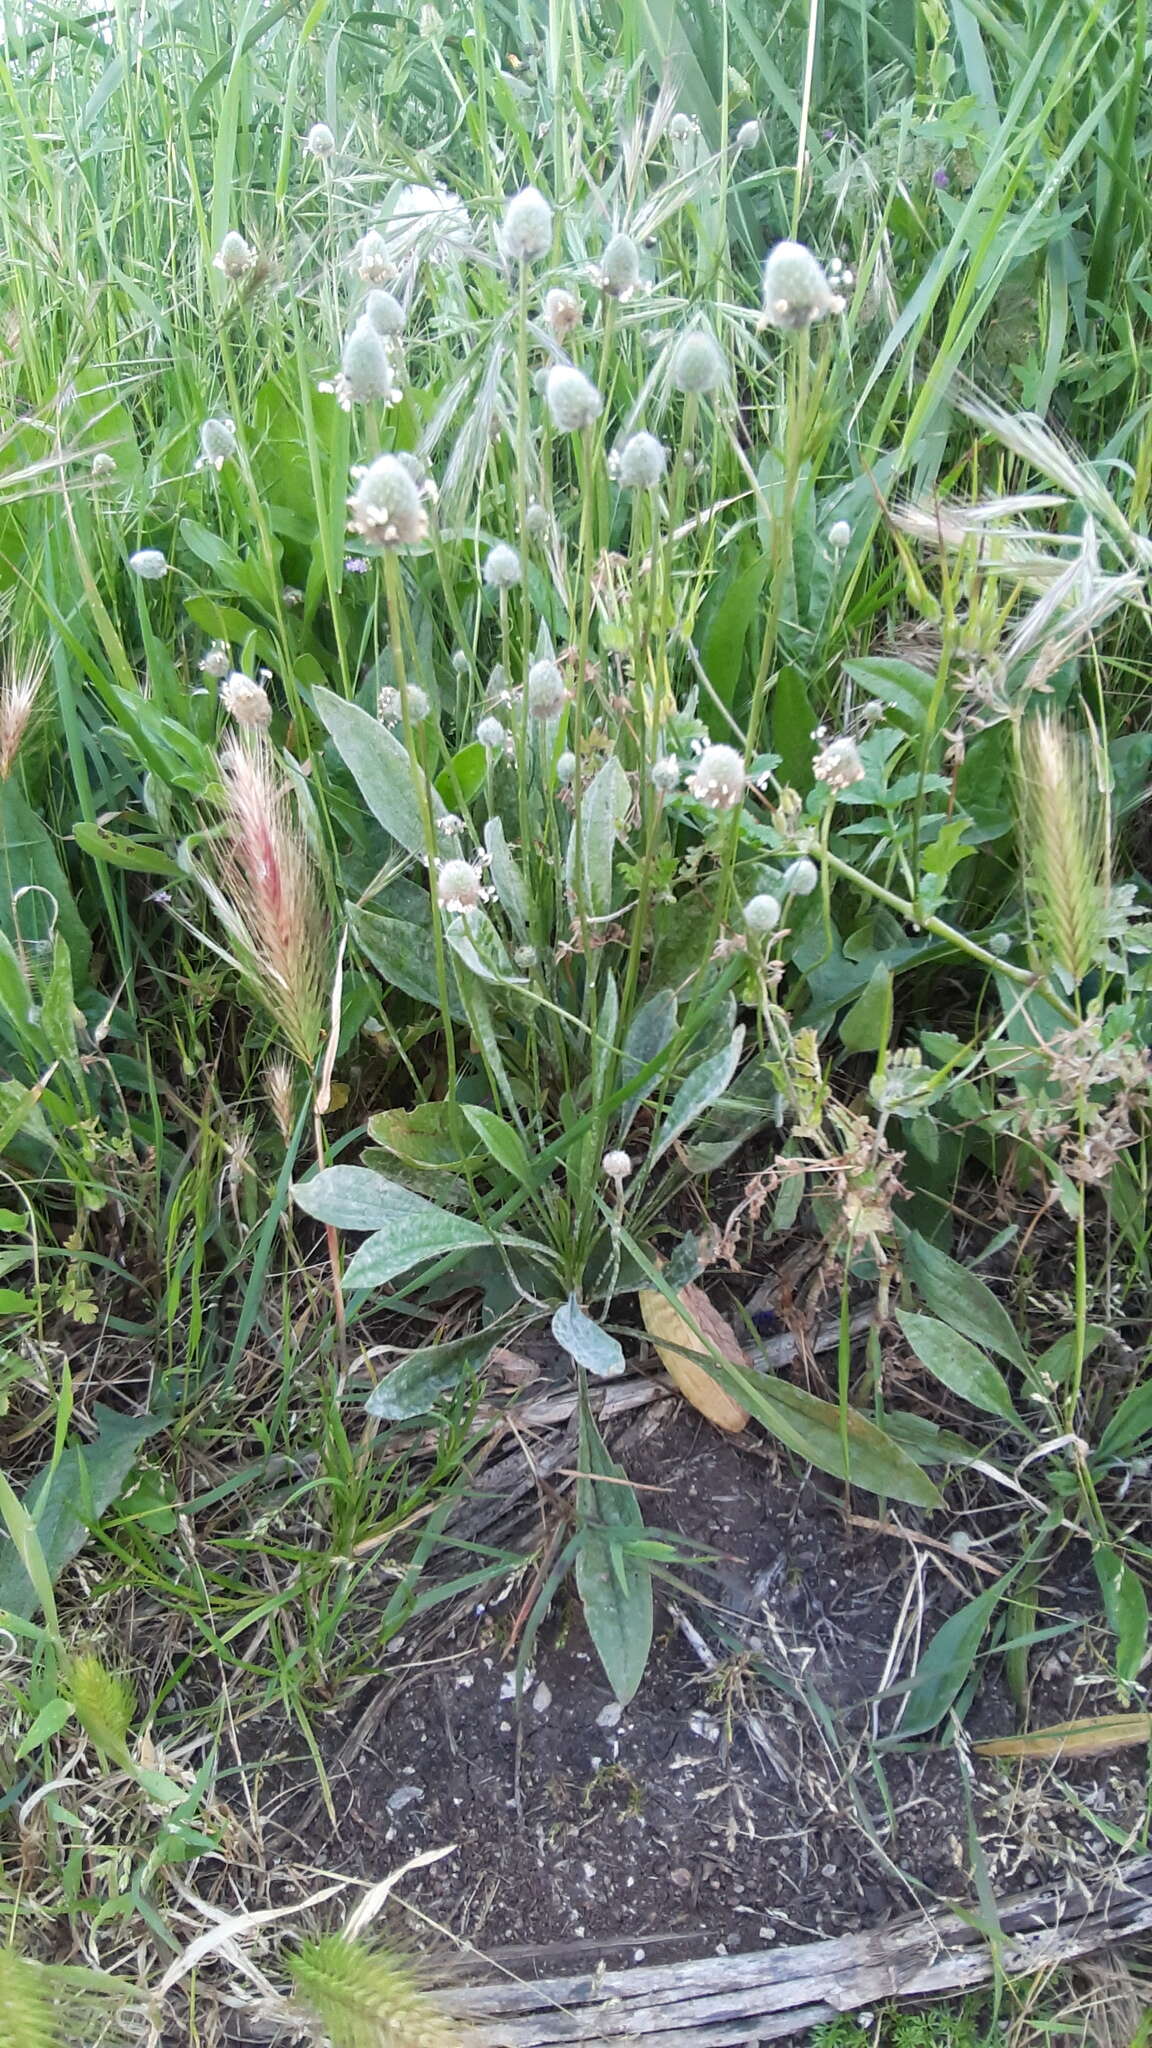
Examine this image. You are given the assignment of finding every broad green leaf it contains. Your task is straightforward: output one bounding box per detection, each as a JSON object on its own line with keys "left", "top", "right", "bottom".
{"left": 293, "top": 1168, "right": 493, "bottom": 1286}
{"left": 1095, "top": 1547, "right": 1148, "bottom": 1687}
{"left": 903, "top": 1229, "right": 1028, "bottom": 1371}
{"left": 445, "top": 911, "right": 524, "bottom": 986}
{"left": 366, "top": 1328, "right": 501, "bottom": 1422}
{"left": 0, "top": 781, "right": 90, "bottom": 980}
{"left": 483, "top": 816, "right": 532, "bottom": 942}
{"left": 436, "top": 741, "right": 487, "bottom": 810}
{"left": 575, "top": 1406, "right": 653, "bottom": 1703}
{"left": 552, "top": 1295, "right": 626, "bottom": 1378}
{"left": 0, "top": 1406, "right": 163, "bottom": 1621}
{"left": 0, "top": 929, "right": 32, "bottom": 1039}
{"left": 839, "top": 963, "right": 893, "bottom": 1053}
{"left": 651, "top": 1026, "right": 744, "bottom": 1163}
{"left": 618, "top": 987, "right": 677, "bottom": 1135}
{"left": 39, "top": 939, "right": 81, "bottom": 1073}
{"left": 349, "top": 904, "right": 467, "bottom": 1022}
{"left": 896, "top": 1582, "right": 1006, "bottom": 1738}
{"left": 0, "top": 1076, "right": 52, "bottom": 1153}
{"left": 461, "top": 1104, "right": 533, "bottom": 1183}
{"left": 896, "top": 1311, "right": 1020, "bottom": 1423}
{"left": 718, "top": 1363, "right": 942, "bottom": 1508}
{"left": 843, "top": 657, "right": 938, "bottom": 730}
{"left": 1100, "top": 1374, "right": 1152, "bottom": 1460}
{"left": 1034, "top": 1325, "right": 1107, "bottom": 1394}
{"left": 16, "top": 1696, "right": 74, "bottom": 1757}
{"left": 367, "top": 1104, "right": 479, "bottom": 1172}
{"left": 566, "top": 753, "right": 629, "bottom": 918}
{"left": 772, "top": 664, "right": 817, "bottom": 792}
{"left": 314, "top": 685, "right": 441, "bottom": 857}
{"left": 70, "top": 822, "right": 183, "bottom": 879}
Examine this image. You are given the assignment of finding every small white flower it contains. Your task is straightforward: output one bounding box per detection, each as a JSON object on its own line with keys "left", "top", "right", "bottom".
{"left": 556, "top": 750, "right": 577, "bottom": 785}
{"left": 221, "top": 670, "right": 272, "bottom": 730}
{"left": 483, "top": 543, "right": 523, "bottom": 590}
{"left": 827, "top": 519, "right": 852, "bottom": 549}
{"left": 615, "top": 432, "right": 667, "bottom": 490}
{"left": 91, "top": 452, "right": 117, "bottom": 480}
{"left": 322, "top": 317, "right": 401, "bottom": 409}
{"left": 545, "top": 363, "right": 603, "bottom": 433}
{"left": 735, "top": 119, "right": 760, "bottom": 150}
{"left": 650, "top": 754, "right": 680, "bottom": 792}
{"left": 743, "top": 892, "right": 781, "bottom": 934}
{"left": 199, "top": 643, "right": 230, "bottom": 679}
{"left": 214, "top": 231, "right": 255, "bottom": 280}
{"left": 477, "top": 715, "right": 507, "bottom": 751}
{"left": 988, "top": 932, "right": 1013, "bottom": 956}
{"left": 513, "top": 944, "right": 538, "bottom": 970}
{"left": 499, "top": 185, "right": 553, "bottom": 264}
{"left": 350, "top": 229, "right": 396, "bottom": 284}
{"left": 781, "top": 857, "right": 818, "bottom": 897}
{"left": 347, "top": 453, "right": 429, "bottom": 548}
{"left": 602, "top": 1149, "right": 634, "bottom": 1181}
{"left": 451, "top": 649, "right": 471, "bottom": 674}
{"left": 304, "top": 121, "right": 336, "bottom": 160}
{"left": 670, "top": 329, "right": 725, "bottom": 394}
{"left": 813, "top": 734, "right": 865, "bottom": 790}
{"left": 687, "top": 743, "right": 745, "bottom": 810}
{"left": 524, "top": 501, "right": 551, "bottom": 541}
{"left": 437, "top": 812, "right": 464, "bottom": 836}
{"left": 668, "top": 112, "right": 694, "bottom": 143}
{"left": 599, "top": 232, "right": 641, "bottom": 299}
{"left": 198, "top": 416, "right": 237, "bottom": 470}
{"left": 129, "top": 548, "right": 168, "bottom": 580}
{"left": 527, "top": 658, "right": 567, "bottom": 719}
{"left": 282, "top": 586, "right": 303, "bottom": 608}
{"left": 543, "top": 287, "right": 582, "bottom": 340}
{"left": 437, "top": 857, "right": 488, "bottom": 913}
{"left": 364, "top": 288, "right": 405, "bottom": 336}
{"left": 761, "top": 241, "right": 844, "bottom": 331}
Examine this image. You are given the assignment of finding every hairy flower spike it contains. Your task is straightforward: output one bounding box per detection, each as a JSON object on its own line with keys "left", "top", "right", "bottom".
{"left": 347, "top": 454, "right": 429, "bottom": 548}
{"left": 214, "top": 230, "right": 255, "bottom": 280}
{"left": 264, "top": 1058, "right": 296, "bottom": 1144}
{"left": 350, "top": 228, "right": 395, "bottom": 284}
{"left": 688, "top": 744, "right": 745, "bottom": 810}
{"left": 129, "top": 548, "right": 168, "bottom": 580}
{"left": 781, "top": 856, "right": 818, "bottom": 897}
{"left": 544, "top": 287, "right": 581, "bottom": 341}
{"left": 671, "top": 329, "right": 725, "bottom": 394}
{"left": 378, "top": 683, "right": 429, "bottom": 724}
{"left": 650, "top": 755, "right": 680, "bottom": 793}
{"left": 67, "top": 1651, "right": 135, "bottom": 1756}
{"left": 221, "top": 671, "right": 272, "bottom": 731}
{"left": 483, "top": 543, "right": 523, "bottom": 590}
{"left": 437, "top": 857, "right": 487, "bottom": 913}
{"left": 365, "top": 288, "right": 405, "bottom": 336}
{"left": 324, "top": 317, "right": 400, "bottom": 409}
{"left": 813, "top": 734, "right": 865, "bottom": 790}
{"left": 527, "top": 658, "right": 566, "bottom": 719}
{"left": 743, "top": 892, "right": 781, "bottom": 934}
{"left": 615, "top": 432, "right": 667, "bottom": 490}
{"left": 735, "top": 118, "right": 760, "bottom": 149}
{"left": 545, "top": 363, "right": 603, "bottom": 432}
{"left": 477, "top": 715, "right": 507, "bottom": 752}
{"left": 600, "top": 232, "right": 641, "bottom": 298}
{"left": 500, "top": 185, "right": 553, "bottom": 264}
{"left": 761, "top": 240, "right": 844, "bottom": 331}
{"left": 212, "top": 736, "right": 329, "bottom": 1064}
{"left": 305, "top": 121, "right": 336, "bottom": 160}
{"left": 198, "top": 416, "right": 237, "bottom": 470}
{"left": 91, "top": 451, "right": 116, "bottom": 480}
{"left": 199, "top": 642, "right": 230, "bottom": 680}
{"left": 602, "top": 1149, "right": 633, "bottom": 1181}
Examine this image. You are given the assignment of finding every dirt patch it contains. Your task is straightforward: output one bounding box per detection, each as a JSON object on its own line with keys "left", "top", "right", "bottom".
{"left": 253, "top": 1401, "right": 1149, "bottom": 1968}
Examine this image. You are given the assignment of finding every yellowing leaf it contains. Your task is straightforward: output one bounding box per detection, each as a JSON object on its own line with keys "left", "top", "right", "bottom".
{"left": 320, "top": 1082, "right": 350, "bottom": 1114}
{"left": 975, "top": 1713, "right": 1152, "bottom": 1760}
{"left": 638, "top": 1283, "right": 749, "bottom": 1433}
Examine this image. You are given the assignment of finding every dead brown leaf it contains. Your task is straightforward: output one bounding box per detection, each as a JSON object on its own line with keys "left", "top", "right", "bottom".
{"left": 637, "top": 1282, "right": 749, "bottom": 1432}
{"left": 975, "top": 1713, "right": 1152, "bottom": 1760}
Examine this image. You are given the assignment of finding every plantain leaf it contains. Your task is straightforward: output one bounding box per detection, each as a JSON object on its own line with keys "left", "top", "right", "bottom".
{"left": 0, "top": 1406, "right": 163, "bottom": 1620}
{"left": 895, "top": 1581, "right": 1007, "bottom": 1738}
{"left": 896, "top": 1311, "right": 1020, "bottom": 1423}
{"left": 575, "top": 1405, "right": 653, "bottom": 1702}
{"left": 367, "top": 1328, "right": 502, "bottom": 1421}
{"left": 903, "top": 1229, "right": 1028, "bottom": 1371}
{"left": 314, "top": 685, "right": 441, "bottom": 857}
{"left": 293, "top": 1166, "right": 492, "bottom": 1288}
{"left": 461, "top": 1104, "right": 533, "bottom": 1184}
{"left": 651, "top": 1026, "right": 744, "bottom": 1163}
{"left": 716, "top": 1358, "right": 943, "bottom": 1508}
{"left": 566, "top": 753, "right": 629, "bottom": 918}
{"left": 552, "top": 1295, "right": 626, "bottom": 1378}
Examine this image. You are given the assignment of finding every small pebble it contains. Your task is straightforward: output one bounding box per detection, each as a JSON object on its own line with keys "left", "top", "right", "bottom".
{"left": 596, "top": 1702, "right": 624, "bottom": 1729}
{"left": 532, "top": 1681, "right": 552, "bottom": 1714}
{"left": 386, "top": 1785, "right": 424, "bottom": 1813}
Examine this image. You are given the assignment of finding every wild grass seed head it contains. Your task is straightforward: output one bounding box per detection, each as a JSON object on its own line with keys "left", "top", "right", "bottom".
{"left": 66, "top": 1652, "right": 135, "bottom": 1757}
{"left": 1020, "top": 715, "right": 1107, "bottom": 985}
{"left": 212, "top": 735, "right": 329, "bottom": 1065}
{"left": 0, "top": 646, "right": 46, "bottom": 780}
{"left": 287, "top": 1933, "right": 465, "bottom": 2048}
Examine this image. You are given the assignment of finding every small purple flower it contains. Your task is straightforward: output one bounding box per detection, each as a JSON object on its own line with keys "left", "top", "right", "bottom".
{"left": 933, "top": 166, "right": 950, "bottom": 190}
{"left": 343, "top": 555, "right": 370, "bottom": 574}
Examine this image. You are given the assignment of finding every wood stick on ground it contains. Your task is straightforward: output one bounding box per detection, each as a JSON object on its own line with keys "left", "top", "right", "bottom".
{"left": 443, "top": 1855, "right": 1152, "bottom": 2045}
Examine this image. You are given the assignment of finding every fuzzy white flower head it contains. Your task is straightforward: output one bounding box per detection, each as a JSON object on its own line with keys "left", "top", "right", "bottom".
{"left": 813, "top": 734, "right": 865, "bottom": 790}
{"left": 198, "top": 416, "right": 237, "bottom": 470}
{"left": 483, "top": 543, "right": 523, "bottom": 590}
{"left": 378, "top": 682, "right": 429, "bottom": 724}
{"left": 743, "top": 892, "right": 781, "bottom": 935}
{"left": 305, "top": 121, "right": 336, "bottom": 160}
{"left": 221, "top": 671, "right": 272, "bottom": 731}
{"left": 827, "top": 519, "right": 852, "bottom": 550}
{"left": 477, "top": 715, "right": 507, "bottom": 751}
{"left": 545, "top": 363, "right": 603, "bottom": 433}
{"left": 347, "top": 453, "right": 429, "bottom": 548}
{"left": 524, "top": 501, "right": 551, "bottom": 542}
{"left": 761, "top": 241, "right": 845, "bottom": 331}
{"left": 556, "top": 750, "right": 577, "bottom": 785}
{"left": 735, "top": 119, "right": 760, "bottom": 150}
{"left": 781, "top": 856, "right": 819, "bottom": 897}
{"left": 650, "top": 754, "right": 680, "bottom": 793}
{"left": 129, "top": 548, "right": 168, "bottom": 580}
{"left": 214, "top": 230, "right": 255, "bottom": 280}
{"left": 451, "top": 649, "right": 471, "bottom": 675}
{"left": 527, "top": 658, "right": 567, "bottom": 719}
{"left": 199, "top": 642, "right": 230, "bottom": 679}
{"left": 350, "top": 229, "right": 395, "bottom": 285}
{"left": 363, "top": 291, "right": 404, "bottom": 339}
{"left": 91, "top": 451, "right": 117, "bottom": 480}
{"left": 437, "top": 857, "right": 487, "bottom": 913}
{"left": 668, "top": 112, "right": 694, "bottom": 143}
{"left": 599, "top": 232, "right": 641, "bottom": 299}
{"left": 437, "top": 812, "right": 463, "bottom": 836}
{"left": 387, "top": 184, "right": 471, "bottom": 265}
{"left": 688, "top": 743, "right": 746, "bottom": 809}
{"left": 671, "top": 329, "right": 725, "bottom": 394}
{"left": 499, "top": 185, "right": 553, "bottom": 265}
{"left": 543, "top": 287, "right": 582, "bottom": 341}
{"left": 615, "top": 432, "right": 667, "bottom": 491}
{"left": 602, "top": 1149, "right": 634, "bottom": 1182}
{"left": 323, "top": 317, "right": 400, "bottom": 409}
